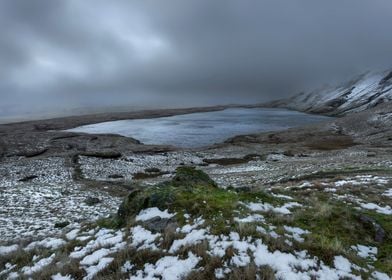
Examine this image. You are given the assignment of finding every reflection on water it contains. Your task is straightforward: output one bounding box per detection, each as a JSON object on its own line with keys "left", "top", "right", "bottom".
{"left": 68, "top": 108, "right": 331, "bottom": 148}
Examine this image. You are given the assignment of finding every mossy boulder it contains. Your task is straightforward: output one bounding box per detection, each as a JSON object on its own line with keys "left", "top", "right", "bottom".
{"left": 172, "top": 166, "right": 217, "bottom": 188}
{"left": 116, "top": 166, "right": 277, "bottom": 233}
{"left": 117, "top": 166, "right": 221, "bottom": 225}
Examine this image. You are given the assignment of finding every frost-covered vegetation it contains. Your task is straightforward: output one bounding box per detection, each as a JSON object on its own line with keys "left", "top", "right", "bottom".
{"left": 1, "top": 165, "right": 391, "bottom": 279}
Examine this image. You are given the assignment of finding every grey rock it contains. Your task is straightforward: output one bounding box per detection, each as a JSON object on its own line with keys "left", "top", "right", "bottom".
{"left": 85, "top": 196, "right": 101, "bottom": 206}
{"left": 359, "top": 215, "right": 385, "bottom": 243}
{"left": 141, "top": 217, "right": 177, "bottom": 233}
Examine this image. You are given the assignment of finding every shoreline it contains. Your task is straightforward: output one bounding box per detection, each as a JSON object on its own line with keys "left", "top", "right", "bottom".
{"left": 0, "top": 104, "right": 263, "bottom": 132}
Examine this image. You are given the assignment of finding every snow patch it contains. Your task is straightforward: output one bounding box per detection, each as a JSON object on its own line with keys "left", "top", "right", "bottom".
{"left": 0, "top": 245, "right": 18, "bottom": 256}
{"left": 135, "top": 207, "right": 175, "bottom": 222}
{"left": 129, "top": 252, "right": 200, "bottom": 280}
{"left": 351, "top": 244, "right": 378, "bottom": 261}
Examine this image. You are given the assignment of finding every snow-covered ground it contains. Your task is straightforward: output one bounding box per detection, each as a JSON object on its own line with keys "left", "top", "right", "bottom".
{"left": 1, "top": 146, "right": 392, "bottom": 279}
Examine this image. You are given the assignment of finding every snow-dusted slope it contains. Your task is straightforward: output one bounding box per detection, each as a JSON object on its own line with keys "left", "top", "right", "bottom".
{"left": 269, "top": 69, "right": 392, "bottom": 116}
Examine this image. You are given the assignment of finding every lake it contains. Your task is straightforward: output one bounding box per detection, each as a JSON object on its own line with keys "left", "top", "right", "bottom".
{"left": 67, "top": 108, "right": 331, "bottom": 148}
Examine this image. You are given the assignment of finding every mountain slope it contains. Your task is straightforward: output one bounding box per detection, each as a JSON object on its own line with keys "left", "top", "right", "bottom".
{"left": 267, "top": 69, "right": 392, "bottom": 116}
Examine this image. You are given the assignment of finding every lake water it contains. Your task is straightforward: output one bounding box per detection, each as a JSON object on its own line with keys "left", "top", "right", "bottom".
{"left": 67, "top": 108, "right": 331, "bottom": 148}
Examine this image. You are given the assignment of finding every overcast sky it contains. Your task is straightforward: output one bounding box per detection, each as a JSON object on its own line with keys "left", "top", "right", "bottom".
{"left": 1, "top": 0, "right": 392, "bottom": 117}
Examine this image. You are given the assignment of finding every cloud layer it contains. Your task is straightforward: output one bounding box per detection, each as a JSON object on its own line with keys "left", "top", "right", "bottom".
{"left": 1, "top": 0, "right": 392, "bottom": 117}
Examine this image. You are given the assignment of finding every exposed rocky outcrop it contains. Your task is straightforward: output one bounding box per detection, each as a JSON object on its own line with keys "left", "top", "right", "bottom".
{"left": 265, "top": 69, "right": 392, "bottom": 117}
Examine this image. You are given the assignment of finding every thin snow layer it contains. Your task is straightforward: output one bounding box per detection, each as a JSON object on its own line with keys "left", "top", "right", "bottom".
{"left": 130, "top": 252, "right": 200, "bottom": 280}
{"left": 351, "top": 244, "right": 378, "bottom": 261}
{"left": 51, "top": 273, "right": 74, "bottom": 280}
{"left": 131, "top": 217, "right": 386, "bottom": 279}
{"left": 66, "top": 228, "right": 80, "bottom": 240}
{"left": 244, "top": 201, "right": 302, "bottom": 215}
{"left": 383, "top": 189, "right": 392, "bottom": 197}
{"left": 177, "top": 217, "right": 205, "bottom": 234}
{"left": 21, "top": 254, "right": 55, "bottom": 275}
{"left": 83, "top": 257, "right": 113, "bottom": 280}
{"left": 130, "top": 226, "right": 161, "bottom": 250}
{"left": 0, "top": 156, "right": 122, "bottom": 242}
{"left": 334, "top": 255, "right": 352, "bottom": 273}
{"left": 0, "top": 244, "right": 18, "bottom": 256}
{"left": 67, "top": 228, "right": 125, "bottom": 279}
{"left": 334, "top": 175, "right": 389, "bottom": 187}
{"left": 371, "top": 271, "right": 392, "bottom": 280}
{"left": 78, "top": 152, "right": 204, "bottom": 181}
{"left": 284, "top": 226, "right": 310, "bottom": 242}
{"left": 70, "top": 229, "right": 125, "bottom": 259}
{"left": 80, "top": 248, "right": 112, "bottom": 266}
{"left": 121, "top": 261, "right": 134, "bottom": 273}
{"left": 253, "top": 242, "right": 361, "bottom": 280}
{"left": 0, "top": 263, "right": 16, "bottom": 277}
{"left": 25, "top": 237, "right": 66, "bottom": 251}
{"left": 359, "top": 202, "right": 392, "bottom": 215}
{"left": 272, "top": 193, "right": 293, "bottom": 200}
{"left": 234, "top": 214, "right": 265, "bottom": 223}
{"left": 169, "top": 229, "right": 208, "bottom": 253}
{"left": 135, "top": 207, "right": 175, "bottom": 221}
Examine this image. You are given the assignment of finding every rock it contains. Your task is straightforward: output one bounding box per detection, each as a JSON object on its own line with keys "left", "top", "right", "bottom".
{"left": 18, "top": 175, "right": 38, "bottom": 182}
{"left": 81, "top": 150, "right": 122, "bottom": 159}
{"left": 108, "top": 174, "right": 124, "bottom": 179}
{"left": 145, "top": 167, "right": 161, "bottom": 173}
{"left": 141, "top": 217, "right": 178, "bottom": 233}
{"left": 367, "top": 152, "right": 377, "bottom": 157}
{"left": 267, "top": 154, "right": 285, "bottom": 162}
{"left": 84, "top": 196, "right": 101, "bottom": 206}
{"left": 54, "top": 221, "right": 70, "bottom": 228}
{"left": 172, "top": 166, "right": 217, "bottom": 188}
{"left": 117, "top": 167, "right": 218, "bottom": 225}
{"left": 117, "top": 190, "right": 146, "bottom": 224}
{"left": 283, "top": 150, "right": 295, "bottom": 157}
{"left": 358, "top": 215, "right": 385, "bottom": 243}
{"left": 16, "top": 148, "right": 48, "bottom": 158}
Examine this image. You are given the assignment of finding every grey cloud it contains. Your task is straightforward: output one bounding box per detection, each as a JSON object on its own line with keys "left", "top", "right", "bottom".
{"left": 1, "top": 0, "right": 392, "bottom": 118}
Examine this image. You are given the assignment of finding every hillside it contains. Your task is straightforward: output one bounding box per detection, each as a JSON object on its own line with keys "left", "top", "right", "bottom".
{"left": 266, "top": 70, "right": 392, "bottom": 116}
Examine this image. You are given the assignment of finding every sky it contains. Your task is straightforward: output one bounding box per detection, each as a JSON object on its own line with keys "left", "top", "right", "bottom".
{"left": 1, "top": 0, "right": 392, "bottom": 118}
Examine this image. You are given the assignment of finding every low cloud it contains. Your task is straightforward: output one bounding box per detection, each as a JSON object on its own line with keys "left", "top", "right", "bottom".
{"left": 1, "top": 0, "right": 392, "bottom": 117}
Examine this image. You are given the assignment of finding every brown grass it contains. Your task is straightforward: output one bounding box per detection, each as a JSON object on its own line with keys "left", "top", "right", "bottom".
{"left": 305, "top": 135, "right": 356, "bottom": 150}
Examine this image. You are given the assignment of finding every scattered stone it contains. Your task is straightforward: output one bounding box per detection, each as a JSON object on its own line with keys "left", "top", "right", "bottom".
{"left": 85, "top": 196, "right": 101, "bottom": 206}
{"left": 108, "top": 174, "right": 124, "bottom": 179}
{"left": 17, "top": 148, "right": 48, "bottom": 158}
{"left": 18, "top": 175, "right": 38, "bottom": 182}
{"left": 145, "top": 167, "right": 161, "bottom": 173}
{"left": 133, "top": 171, "right": 166, "bottom": 180}
{"left": 81, "top": 151, "right": 122, "bottom": 159}
{"left": 54, "top": 221, "right": 70, "bottom": 228}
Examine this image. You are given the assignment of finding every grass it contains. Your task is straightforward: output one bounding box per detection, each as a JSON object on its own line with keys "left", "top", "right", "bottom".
{"left": 305, "top": 135, "right": 356, "bottom": 150}
{"left": 362, "top": 211, "right": 392, "bottom": 274}
{"left": 117, "top": 166, "right": 281, "bottom": 233}
{"left": 5, "top": 166, "right": 390, "bottom": 279}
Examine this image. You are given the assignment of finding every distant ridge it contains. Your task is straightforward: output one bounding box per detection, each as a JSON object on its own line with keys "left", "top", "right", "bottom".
{"left": 265, "top": 69, "right": 392, "bottom": 116}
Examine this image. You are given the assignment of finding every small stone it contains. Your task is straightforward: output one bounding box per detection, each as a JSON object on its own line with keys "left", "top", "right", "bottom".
{"left": 54, "top": 221, "right": 70, "bottom": 228}
{"left": 85, "top": 196, "right": 101, "bottom": 206}
{"left": 367, "top": 152, "right": 376, "bottom": 157}
{"left": 18, "top": 175, "right": 38, "bottom": 182}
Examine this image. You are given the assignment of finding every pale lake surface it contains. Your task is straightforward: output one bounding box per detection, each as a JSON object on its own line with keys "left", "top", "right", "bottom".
{"left": 67, "top": 108, "right": 331, "bottom": 148}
